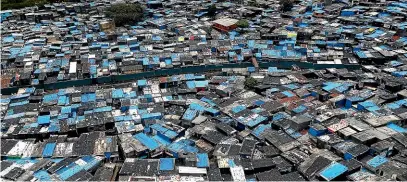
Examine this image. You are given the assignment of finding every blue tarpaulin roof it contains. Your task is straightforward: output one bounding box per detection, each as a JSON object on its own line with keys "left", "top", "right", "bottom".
{"left": 112, "top": 89, "right": 124, "bottom": 99}
{"left": 367, "top": 155, "right": 388, "bottom": 168}
{"left": 33, "top": 170, "right": 52, "bottom": 181}
{"left": 42, "top": 143, "right": 56, "bottom": 157}
{"left": 245, "top": 115, "right": 267, "bottom": 127}
{"left": 167, "top": 139, "right": 199, "bottom": 157}
{"left": 232, "top": 105, "right": 246, "bottom": 113}
{"left": 319, "top": 162, "right": 348, "bottom": 180}
{"left": 81, "top": 93, "right": 96, "bottom": 102}
{"left": 282, "top": 91, "right": 295, "bottom": 97}
{"left": 37, "top": 115, "right": 51, "bottom": 125}
{"left": 251, "top": 124, "right": 272, "bottom": 138}
{"left": 182, "top": 108, "right": 198, "bottom": 121}
{"left": 153, "top": 135, "right": 171, "bottom": 146}
{"left": 196, "top": 153, "right": 209, "bottom": 168}
{"left": 186, "top": 81, "right": 196, "bottom": 89}
{"left": 387, "top": 122, "right": 407, "bottom": 133}
{"left": 138, "top": 79, "right": 147, "bottom": 86}
{"left": 134, "top": 133, "right": 160, "bottom": 150}
{"left": 160, "top": 158, "right": 175, "bottom": 170}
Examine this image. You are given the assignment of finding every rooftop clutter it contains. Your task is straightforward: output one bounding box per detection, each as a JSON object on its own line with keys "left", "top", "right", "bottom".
{"left": 1, "top": 65, "right": 407, "bottom": 181}
{"left": 1, "top": 0, "right": 407, "bottom": 181}
{"left": 9, "top": 0, "right": 407, "bottom": 92}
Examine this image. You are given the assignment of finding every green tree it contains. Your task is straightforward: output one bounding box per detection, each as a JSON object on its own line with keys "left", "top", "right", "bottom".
{"left": 248, "top": 0, "right": 259, "bottom": 7}
{"left": 1, "top": 0, "right": 48, "bottom": 10}
{"left": 244, "top": 77, "right": 258, "bottom": 88}
{"left": 105, "top": 3, "right": 144, "bottom": 27}
{"left": 280, "top": 0, "right": 294, "bottom": 12}
{"left": 236, "top": 19, "right": 249, "bottom": 28}
{"left": 207, "top": 4, "right": 217, "bottom": 17}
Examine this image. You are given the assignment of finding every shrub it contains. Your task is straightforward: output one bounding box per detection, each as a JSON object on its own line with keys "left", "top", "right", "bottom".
{"left": 244, "top": 77, "right": 258, "bottom": 88}
{"left": 1, "top": 0, "right": 48, "bottom": 10}
{"left": 280, "top": 0, "right": 294, "bottom": 12}
{"left": 105, "top": 3, "right": 144, "bottom": 27}
{"left": 236, "top": 19, "right": 249, "bottom": 28}
{"left": 207, "top": 4, "right": 217, "bottom": 17}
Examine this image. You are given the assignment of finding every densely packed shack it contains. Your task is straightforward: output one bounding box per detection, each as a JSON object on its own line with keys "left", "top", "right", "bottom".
{"left": 1, "top": 0, "right": 407, "bottom": 181}
{"left": 1, "top": 67, "right": 407, "bottom": 181}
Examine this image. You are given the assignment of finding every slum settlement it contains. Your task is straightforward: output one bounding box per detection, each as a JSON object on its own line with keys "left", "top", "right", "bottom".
{"left": 1, "top": 0, "right": 407, "bottom": 181}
